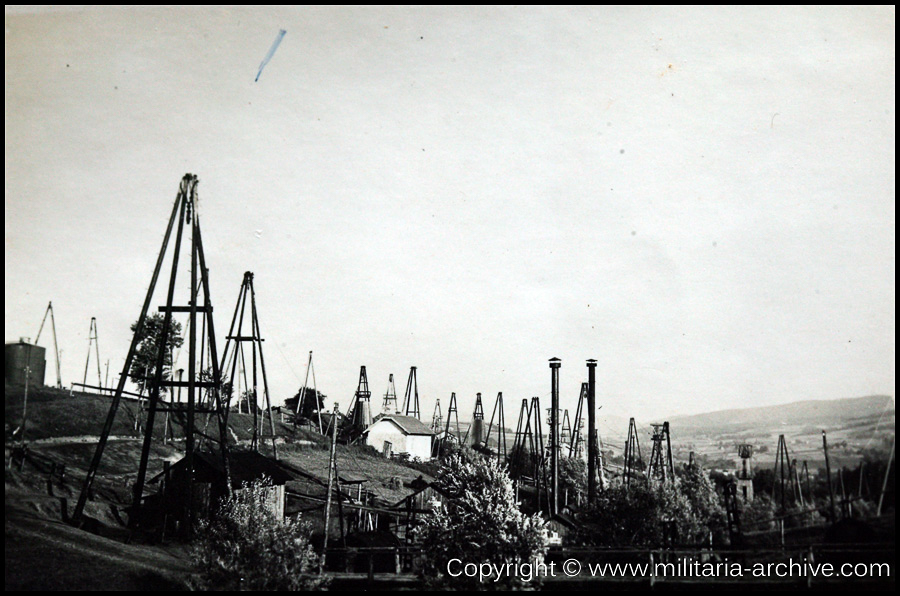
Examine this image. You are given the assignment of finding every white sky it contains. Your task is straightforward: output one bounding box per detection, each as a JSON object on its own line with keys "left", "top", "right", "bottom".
{"left": 5, "top": 6, "right": 895, "bottom": 431}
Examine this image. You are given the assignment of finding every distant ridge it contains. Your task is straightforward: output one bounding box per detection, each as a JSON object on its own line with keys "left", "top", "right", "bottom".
{"left": 660, "top": 395, "right": 893, "bottom": 429}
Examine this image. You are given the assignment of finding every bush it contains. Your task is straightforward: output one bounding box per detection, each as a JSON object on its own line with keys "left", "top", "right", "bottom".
{"left": 190, "top": 477, "right": 328, "bottom": 591}
{"left": 414, "top": 450, "right": 548, "bottom": 590}
{"left": 574, "top": 481, "right": 702, "bottom": 547}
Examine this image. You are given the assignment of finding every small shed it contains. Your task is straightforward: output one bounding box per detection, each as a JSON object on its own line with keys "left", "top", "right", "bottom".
{"left": 364, "top": 415, "right": 435, "bottom": 461}
{"left": 151, "top": 450, "right": 300, "bottom": 525}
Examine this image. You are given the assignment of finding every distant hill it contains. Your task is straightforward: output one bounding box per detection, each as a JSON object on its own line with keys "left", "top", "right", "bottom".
{"left": 662, "top": 395, "right": 893, "bottom": 430}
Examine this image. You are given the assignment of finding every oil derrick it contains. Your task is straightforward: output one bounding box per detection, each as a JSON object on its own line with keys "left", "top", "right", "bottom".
{"left": 82, "top": 317, "right": 103, "bottom": 390}
{"left": 647, "top": 422, "right": 674, "bottom": 484}
{"left": 433, "top": 391, "right": 461, "bottom": 457}
{"left": 34, "top": 302, "right": 62, "bottom": 388}
{"left": 736, "top": 444, "right": 754, "bottom": 502}
{"left": 469, "top": 392, "right": 485, "bottom": 446}
{"left": 219, "top": 271, "right": 278, "bottom": 457}
{"left": 294, "top": 351, "right": 322, "bottom": 433}
{"left": 484, "top": 392, "right": 507, "bottom": 464}
{"left": 561, "top": 409, "right": 571, "bottom": 449}
{"left": 724, "top": 481, "right": 743, "bottom": 547}
{"left": 510, "top": 398, "right": 530, "bottom": 471}
{"left": 73, "top": 174, "right": 231, "bottom": 534}
{"left": 570, "top": 382, "right": 587, "bottom": 458}
{"left": 402, "top": 366, "right": 420, "bottom": 420}
{"left": 431, "top": 399, "right": 443, "bottom": 432}
{"left": 349, "top": 366, "right": 372, "bottom": 431}
{"left": 623, "top": 417, "right": 644, "bottom": 489}
{"left": 772, "top": 434, "right": 801, "bottom": 512}
{"left": 382, "top": 373, "right": 399, "bottom": 414}
{"left": 510, "top": 397, "right": 544, "bottom": 480}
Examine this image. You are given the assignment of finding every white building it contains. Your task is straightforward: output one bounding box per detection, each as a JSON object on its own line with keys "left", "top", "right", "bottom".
{"left": 365, "top": 414, "right": 435, "bottom": 461}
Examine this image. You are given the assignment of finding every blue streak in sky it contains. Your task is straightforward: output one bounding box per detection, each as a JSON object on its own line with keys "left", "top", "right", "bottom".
{"left": 255, "top": 29, "right": 286, "bottom": 82}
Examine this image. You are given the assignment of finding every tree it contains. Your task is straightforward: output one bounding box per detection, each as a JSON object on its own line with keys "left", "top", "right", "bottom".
{"left": 414, "top": 450, "right": 549, "bottom": 590}
{"left": 190, "top": 477, "right": 328, "bottom": 590}
{"left": 574, "top": 481, "right": 702, "bottom": 548}
{"left": 284, "top": 387, "right": 327, "bottom": 421}
{"left": 128, "top": 313, "right": 183, "bottom": 395}
{"left": 676, "top": 464, "right": 728, "bottom": 545}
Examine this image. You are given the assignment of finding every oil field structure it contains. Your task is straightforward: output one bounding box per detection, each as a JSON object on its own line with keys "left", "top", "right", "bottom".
{"left": 23, "top": 173, "right": 888, "bottom": 585}
{"left": 72, "top": 174, "right": 234, "bottom": 536}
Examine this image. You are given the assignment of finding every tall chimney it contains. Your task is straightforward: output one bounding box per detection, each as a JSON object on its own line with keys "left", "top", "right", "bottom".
{"left": 587, "top": 359, "right": 597, "bottom": 503}
{"left": 549, "top": 357, "right": 561, "bottom": 515}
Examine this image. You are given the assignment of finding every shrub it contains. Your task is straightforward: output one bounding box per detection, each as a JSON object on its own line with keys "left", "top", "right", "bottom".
{"left": 190, "top": 477, "right": 328, "bottom": 591}
{"left": 414, "top": 450, "right": 548, "bottom": 590}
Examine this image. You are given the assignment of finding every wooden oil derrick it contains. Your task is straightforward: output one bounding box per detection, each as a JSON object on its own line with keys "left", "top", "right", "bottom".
{"left": 623, "top": 417, "right": 644, "bottom": 489}
{"left": 34, "top": 301, "right": 62, "bottom": 388}
{"left": 647, "top": 422, "right": 674, "bottom": 484}
{"left": 402, "top": 366, "right": 420, "bottom": 420}
{"left": 569, "top": 382, "right": 587, "bottom": 458}
{"left": 431, "top": 399, "right": 443, "bottom": 433}
{"left": 382, "top": 373, "right": 399, "bottom": 414}
{"left": 724, "top": 481, "right": 743, "bottom": 547}
{"left": 561, "top": 409, "right": 571, "bottom": 451}
{"left": 82, "top": 317, "right": 102, "bottom": 391}
{"left": 772, "top": 434, "right": 802, "bottom": 513}
{"left": 510, "top": 397, "right": 529, "bottom": 470}
{"left": 469, "top": 392, "right": 485, "bottom": 446}
{"left": 72, "top": 174, "right": 231, "bottom": 535}
{"left": 219, "top": 271, "right": 278, "bottom": 457}
{"left": 294, "top": 351, "right": 322, "bottom": 433}
{"left": 433, "top": 391, "right": 461, "bottom": 457}
{"left": 484, "top": 392, "right": 507, "bottom": 464}
{"left": 347, "top": 365, "right": 372, "bottom": 432}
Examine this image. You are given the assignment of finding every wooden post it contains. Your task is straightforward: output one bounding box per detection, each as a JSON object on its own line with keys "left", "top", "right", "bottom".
{"left": 320, "top": 403, "right": 340, "bottom": 574}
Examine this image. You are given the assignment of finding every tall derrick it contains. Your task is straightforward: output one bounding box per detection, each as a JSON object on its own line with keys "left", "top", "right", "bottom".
{"left": 73, "top": 174, "right": 231, "bottom": 535}
{"left": 402, "top": 366, "right": 420, "bottom": 420}
{"left": 219, "top": 271, "right": 278, "bottom": 456}
{"left": 470, "top": 392, "right": 485, "bottom": 446}
{"left": 349, "top": 365, "right": 372, "bottom": 431}
{"left": 382, "top": 373, "right": 399, "bottom": 414}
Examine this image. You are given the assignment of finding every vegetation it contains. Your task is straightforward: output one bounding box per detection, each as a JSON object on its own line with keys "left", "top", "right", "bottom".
{"left": 190, "top": 477, "right": 328, "bottom": 591}
{"left": 128, "top": 313, "right": 184, "bottom": 395}
{"left": 415, "top": 449, "right": 549, "bottom": 590}
{"left": 284, "top": 387, "right": 327, "bottom": 421}
{"left": 575, "top": 481, "right": 701, "bottom": 547}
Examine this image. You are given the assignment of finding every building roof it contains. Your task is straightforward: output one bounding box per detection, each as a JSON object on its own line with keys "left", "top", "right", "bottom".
{"left": 366, "top": 414, "right": 435, "bottom": 436}
{"left": 151, "top": 450, "right": 304, "bottom": 487}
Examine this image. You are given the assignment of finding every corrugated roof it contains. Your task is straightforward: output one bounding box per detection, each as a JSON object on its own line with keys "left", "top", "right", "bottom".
{"left": 366, "top": 414, "right": 435, "bottom": 436}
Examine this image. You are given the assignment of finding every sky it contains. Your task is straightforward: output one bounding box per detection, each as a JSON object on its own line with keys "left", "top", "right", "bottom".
{"left": 5, "top": 6, "right": 895, "bottom": 435}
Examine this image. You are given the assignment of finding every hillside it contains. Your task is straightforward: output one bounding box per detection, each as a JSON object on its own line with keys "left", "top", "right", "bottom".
{"left": 663, "top": 395, "right": 894, "bottom": 430}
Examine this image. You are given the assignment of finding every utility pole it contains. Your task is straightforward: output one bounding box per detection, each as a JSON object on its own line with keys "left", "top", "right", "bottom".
{"left": 321, "top": 402, "right": 340, "bottom": 574}
{"left": 823, "top": 430, "right": 837, "bottom": 522}
{"left": 586, "top": 360, "right": 597, "bottom": 502}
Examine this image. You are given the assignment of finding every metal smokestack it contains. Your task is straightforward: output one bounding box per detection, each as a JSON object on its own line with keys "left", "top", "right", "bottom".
{"left": 587, "top": 359, "right": 597, "bottom": 503}
{"left": 550, "top": 357, "right": 561, "bottom": 515}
